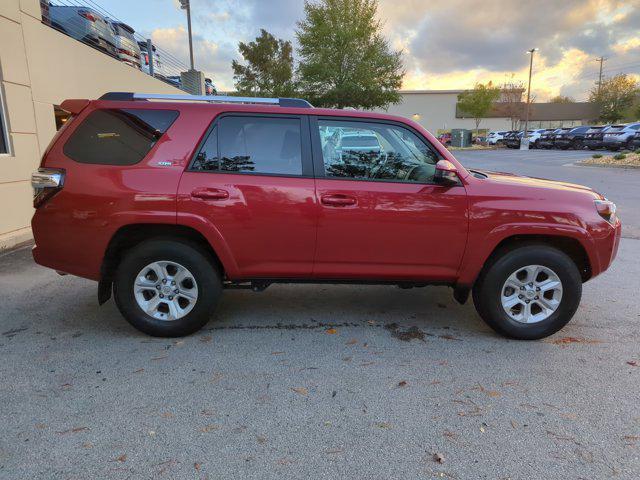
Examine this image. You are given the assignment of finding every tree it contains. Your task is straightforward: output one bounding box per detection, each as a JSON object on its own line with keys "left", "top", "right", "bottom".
{"left": 501, "top": 76, "right": 525, "bottom": 130}
{"left": 457, "top": 82, "right": 501, "bottom": 134}
{"left": 589, "top": 74, "right": 639, "bottom": 123}
{"left": 231, "top": 29, "right": 296, "bottom": 97}
{"left": 549, "top": 95, "right": 575, "bottom": 103}
{"left": 296, "top": 0, "right": 403, "bottom": 109}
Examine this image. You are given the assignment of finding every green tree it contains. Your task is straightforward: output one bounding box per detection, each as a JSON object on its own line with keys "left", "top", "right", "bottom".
{"left": 231, "top": 29, "right": 296, "bottom": 97}
{"left": 549, "top": 95, "right": 575, "bottom": 103}
{"left": 296, "top": 0, "right": 403, "bottom": 109}
{"left": 589, "top": 74, "right": 639, "bottom": 123}
{"left": 457, "top": 82, "right": 501, "bottom": 133}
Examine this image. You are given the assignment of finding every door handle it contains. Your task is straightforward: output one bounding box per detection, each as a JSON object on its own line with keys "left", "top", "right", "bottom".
{"left": 191, "top": 188, "right": 229, "bottom": 200}
{"left": 321, "top": 194, "right": 357, "bottom": 207}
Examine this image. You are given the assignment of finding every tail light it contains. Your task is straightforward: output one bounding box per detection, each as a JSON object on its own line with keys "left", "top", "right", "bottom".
{"left": 78, "top": 10, "right": 97, "bottom": 22}
{"left": 118, "top": 48, "right": 135, "bottom": 57}
{"left": 144, "top": 53, "right": 149, "bottom": 65}
{"left": 32, "top": 168, "right": 65, "bottom": 208}
{"left": 594, "top": 199, "right": 617, "bottom": 225}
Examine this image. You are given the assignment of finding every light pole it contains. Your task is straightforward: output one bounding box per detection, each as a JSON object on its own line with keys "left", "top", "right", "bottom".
{"left": 520, "top": 48, "right": 538, "bottom": 150}
{"left": 179, "top": 0, "right": 195, "bottom": 70}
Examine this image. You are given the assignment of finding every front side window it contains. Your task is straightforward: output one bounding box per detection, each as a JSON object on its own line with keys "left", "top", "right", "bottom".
{"left": 205, "top": 116, "right": 303, "bottom": 175}
{"left": 64, "top": 109, "right": 178, "bottom": 165}
{"left": 317, "top": 120, "right": 439, "bottom": 183}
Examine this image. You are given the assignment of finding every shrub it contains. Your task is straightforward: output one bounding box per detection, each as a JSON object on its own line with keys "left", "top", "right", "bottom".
{"left": 621, "top": 149, "right": 632, "bottom": 154}
{"left": 635, "top": 149, "right": 640, "bottom": 155}
{"left": 613, "top": 153, "right": 627, "bottom": 160}
{"left": 592, "top": 154, "right": 603, "bottom": 158}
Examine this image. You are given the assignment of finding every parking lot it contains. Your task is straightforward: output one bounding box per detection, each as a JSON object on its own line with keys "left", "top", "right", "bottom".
{"left": 1, "top": 149, "right": 639, "bottom": 479}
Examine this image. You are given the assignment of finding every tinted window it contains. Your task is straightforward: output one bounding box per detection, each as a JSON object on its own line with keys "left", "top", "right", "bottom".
{"left": 203, "top": 116, "right": 303, "bottom": 175}
{"left": 317, "top": 120, "right": 439, "bottom": 183}
{"left": 191, "top": 126, "right": 218, "bottom": 171}
{"left": 0, "top": 110, "right": 7, "bottom": 154}
{"left": 64, "top": 109, "right": 178, "bottom": 165}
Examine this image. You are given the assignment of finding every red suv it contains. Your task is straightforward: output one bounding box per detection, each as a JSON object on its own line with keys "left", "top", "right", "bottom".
{"left": 31, "top": 93, "right": 621, "bottom": 340}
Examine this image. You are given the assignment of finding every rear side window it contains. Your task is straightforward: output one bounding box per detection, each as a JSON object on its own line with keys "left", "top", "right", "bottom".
{"left": 192, "top": 116, "right": 303, "bottom": 175}
{"left": 63, "top": 109, "right": 178, "bottom": 165}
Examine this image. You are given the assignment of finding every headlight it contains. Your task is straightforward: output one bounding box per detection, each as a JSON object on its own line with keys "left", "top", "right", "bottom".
{"left": 594, "top": 199, "right": 617, "bottom": 224}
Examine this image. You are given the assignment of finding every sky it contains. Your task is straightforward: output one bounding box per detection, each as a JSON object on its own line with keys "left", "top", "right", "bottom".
{"left": 101, "top": 0, "right": 640, "bottom": 101}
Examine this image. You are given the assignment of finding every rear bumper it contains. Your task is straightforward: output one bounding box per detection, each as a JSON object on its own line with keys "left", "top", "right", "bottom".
{"left": 554, "top": 139, "right": 572, "bottom": 148}
{"left": 583, "top": 139, "right": 603, "bottom": 148}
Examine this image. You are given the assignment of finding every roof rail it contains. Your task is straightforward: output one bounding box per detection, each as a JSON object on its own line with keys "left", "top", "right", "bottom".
{"left": 99, "top": 92, "right": 313, "bottom": 108}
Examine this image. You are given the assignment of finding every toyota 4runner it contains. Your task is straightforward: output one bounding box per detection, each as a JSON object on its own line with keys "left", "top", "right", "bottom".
{"left": 31, "top": 93, "right": 621, "bottom": 339}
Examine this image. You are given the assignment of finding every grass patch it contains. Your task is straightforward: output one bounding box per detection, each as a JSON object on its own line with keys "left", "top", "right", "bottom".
{"left": 592, "top": 153, "right": 602, "bottom": 158}
{"left": 613, "top": 153, "right": 627, "bottom": 160}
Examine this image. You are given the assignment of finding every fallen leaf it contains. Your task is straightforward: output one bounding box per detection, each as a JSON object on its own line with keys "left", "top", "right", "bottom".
{"left": 627, "top": 361, "right": 639, "bottom": 367}
{"left": 438, "top": 334, "right": 461, "bottom": 341}
{"left": 342, "top": 356, "right": 352, "bottom": 362}
{"left": 326, "top": 328, "right": 337, "bottom": 334}
{"left": 34, "top": 423, "right": 46, "bottom": 430}
{"left": 375, "top": 422, "right": 392, "bottom": 429}
{"left": 194, "top": 463, "right": 201, "bottom": 471}
{"left": 57, "top": 426, "right": 89, "bottom": 435}
{"left": 256, "top": 435, "right": 267, "bottom": 444}
{"left": 360, "top": 361, "right": 375, "bottom": 366}
{"left": 200, "top": 335, "right": 212, "bottom": 343}
{"left": 271, "top": 351, "right": 285, "bottom": 355}
{"left": 133, "top": 368, "right": 144, "bottom": 374}
{"left": 346, "top": 339, "right": 358, "bottom": 345}
{"left": 433, "top": 452, "right": 445, "bottom": 464}
{"left": 510, "top": 420, "right": 518, "bottom": 429}
{"left": 486, "top": 390, "right": 501, "bottom": 398}
{"left": 291, "top": 387, "right": 308, "bottom": 396}
{"left": 82, "top": 442, "right": 93, "bottom": 449}
{"left": 325, "top": 448, "right": 343, "bottom": 454}
{"left": 61, "top": 383, "right": 72, "bottom": 389}
{"left": 199, "top": 424, "right": 220, "bottom": 433}
{"left": 151, "top": 355, "right": 168, "bottom": 361}
{"left": 160, "top": 412, "right": 174, "bottom": 418}
{"left": 201, "top": 409, "right": 215, "bottom": 416}
{"left": 398, "top": 381, "right": 408, "bottom": 388}
{"left": 116, "top": 454, "right": 127, "bottom": 463}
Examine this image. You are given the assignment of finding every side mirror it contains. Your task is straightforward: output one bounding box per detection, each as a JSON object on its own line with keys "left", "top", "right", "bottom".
{"left": 434, "top": 160, "right": 460, "bottom": 186}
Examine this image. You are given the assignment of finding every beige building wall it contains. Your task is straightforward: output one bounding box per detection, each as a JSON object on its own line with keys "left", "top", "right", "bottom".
{"left": 0, "top": 0, "right": 181, "bottom": 252}
{"left": 378, "top": 90, "right": 513, "bottom": 135}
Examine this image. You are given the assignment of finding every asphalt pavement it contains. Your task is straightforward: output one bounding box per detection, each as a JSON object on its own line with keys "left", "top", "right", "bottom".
{"left": 1, "top": 149, "right": 639, "bottom": 479}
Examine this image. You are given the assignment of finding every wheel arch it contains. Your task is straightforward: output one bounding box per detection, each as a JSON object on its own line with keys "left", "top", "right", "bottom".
{"left": 454, "top": 233, "right": 592, "bottom": 304}
{"left": 98, "top": 223, "right": 227, "bottom": 304}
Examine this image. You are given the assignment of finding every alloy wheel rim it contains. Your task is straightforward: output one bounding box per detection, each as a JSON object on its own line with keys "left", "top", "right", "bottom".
{"left": 133, "top": 261, "right": 198, "bottom": 321}
{"left": 500, "top": 265, "right": 563, "bottom": 324}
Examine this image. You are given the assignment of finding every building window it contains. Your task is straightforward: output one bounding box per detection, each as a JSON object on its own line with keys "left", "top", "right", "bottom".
{"left": 0, "top": 85, "right": 9, "bottom": 155}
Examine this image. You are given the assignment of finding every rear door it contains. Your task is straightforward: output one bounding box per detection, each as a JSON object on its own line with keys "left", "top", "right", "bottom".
{"left": 310, "top": 117, "right": 468, "bottom": 281}
{"left": 178, "top": 113, "right": 317, "bottom": 279}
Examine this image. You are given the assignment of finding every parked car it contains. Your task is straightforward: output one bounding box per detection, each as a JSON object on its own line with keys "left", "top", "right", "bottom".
{"left": 437, "top": 132, "right": 452, "bottom": 146}
{"left": 138, "top": 41, "right": 166, "bottom": 77}
{"left": 602, "top": 123, "right": 640, "bottom": 151}
{"left": 632, "top": 130, "right": 640, "bottom": 149}
{"left": 49, "top": 5, "right": 118, "bottom": 58}
{"left": 527, "top": 129, "right": 553, "bottom": 149}
{"left": 548, "top": 127, "right": 573, "bottom": 149}
{"left": 502, "top": 131, "right": 522, "bottom": 148}
{"left": 537, "top": 128, "right": 561, "bottom": 149}
{"left": 205, "top": 78, "right": 217, "bottom": 96}
{"left": 487, "top": 131, "right": 508, "bottom": 145}
{"left": 553, "top": 125, "right": 591, "bottom": 150}
{"left": 31, "top": 92, "right": 621, "bottom": 340}
{"left": 106, "top": 20, "right": 141, "bottom": 69}
{"left": 166, "top": 75, "right": 182, "bottom": 88}
{"left": 583, "top": 126, "right": 611, "bottom": 150}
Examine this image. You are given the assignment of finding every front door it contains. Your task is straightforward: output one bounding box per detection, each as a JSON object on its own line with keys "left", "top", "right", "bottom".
{"left": 178, "top": 113, "right": 317, "bottom": 279}
{"left": 311, "top": 117, "right": 468, "bottom": 281}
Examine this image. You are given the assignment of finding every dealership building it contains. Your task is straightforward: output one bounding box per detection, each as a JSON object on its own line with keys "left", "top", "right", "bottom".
{"left": 380, "top": 90, "right": 599, "bottom": 134}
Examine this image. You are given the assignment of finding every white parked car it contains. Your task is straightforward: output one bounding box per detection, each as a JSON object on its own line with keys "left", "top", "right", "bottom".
{"left": 487, "top": 131, "right": 508, "bottom": 145}
{"left": 526, "top": 128, "right": 553, "bottom": 149}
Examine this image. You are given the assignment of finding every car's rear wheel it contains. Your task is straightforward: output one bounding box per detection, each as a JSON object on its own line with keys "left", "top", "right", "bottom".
{"left": 572, "top": 138, "right": 583, "bottom": 150}
{"left": 472, "top": 245, "right": 582, "bottom": 340}
{"left": 114, "top": 239, "right": 222, "bottom": 337}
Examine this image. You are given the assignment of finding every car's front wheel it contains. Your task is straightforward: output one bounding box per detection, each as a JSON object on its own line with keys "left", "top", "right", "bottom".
{"left": 114, "top": 239, "right": 222, "bottom": 337}
{"left": 472, "top": 245, "right": 582, "bottom": 340}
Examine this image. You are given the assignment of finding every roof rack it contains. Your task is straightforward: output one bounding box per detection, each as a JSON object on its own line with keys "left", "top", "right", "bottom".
{"left": 99, "top": 92, "right": 313, "bottom": 108}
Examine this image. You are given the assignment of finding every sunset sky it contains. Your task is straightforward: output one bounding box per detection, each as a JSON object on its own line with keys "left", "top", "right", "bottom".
{"left": 103, "top": 0, "right": 640, "bottom": 101}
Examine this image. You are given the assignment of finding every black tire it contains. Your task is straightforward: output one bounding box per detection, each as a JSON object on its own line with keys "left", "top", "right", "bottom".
{"left": 572, "top": 139, "right": 583, "bottom": 150}
{"left": 472, "top": 245, "right": 582, "bottom": 340}
{"left": 114, "top": 239, "right": 222, "bottom": 337}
